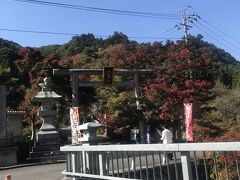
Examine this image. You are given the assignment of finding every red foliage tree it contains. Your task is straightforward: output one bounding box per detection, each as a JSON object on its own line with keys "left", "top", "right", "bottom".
{"left": 104, "top": 42, "right": 166, "bottom": 68}
{"left": 103, "top": 40, "right": 215, "bottom": 139}
{"left": 144, "top": 40, "right": 214, "bottom": 139}
{"left": 15, "top": 48, "right": 64, "bottom": 128}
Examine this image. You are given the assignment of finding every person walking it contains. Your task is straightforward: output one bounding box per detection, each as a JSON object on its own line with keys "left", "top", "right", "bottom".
{"left": 161, "top": 126, "right": 173, "bottom": 164}
{"left": 130, "top": 128, "right": 139, "bottom": 170}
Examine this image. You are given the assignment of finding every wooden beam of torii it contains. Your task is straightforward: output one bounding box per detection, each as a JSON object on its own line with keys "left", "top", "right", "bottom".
{"left": 53, "top": 68, "right": 153, "bottom": 106}
{"left": 53, "top": 68, "right": 153, "bottom": 143}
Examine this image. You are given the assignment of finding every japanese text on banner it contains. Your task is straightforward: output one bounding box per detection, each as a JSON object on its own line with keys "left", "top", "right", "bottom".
{"left": 70, "top": 107, "right": 80, "bottom": 144}
{"left": 184, "top": 103, "right": 193, "bottom": 142}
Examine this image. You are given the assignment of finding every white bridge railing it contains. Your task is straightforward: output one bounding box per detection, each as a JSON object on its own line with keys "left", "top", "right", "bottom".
{"left": 61, "top": 142, "right": 240, "bottom": 180}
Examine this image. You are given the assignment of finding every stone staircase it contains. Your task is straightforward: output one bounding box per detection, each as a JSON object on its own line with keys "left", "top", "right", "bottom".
{"left": 28, "top": 141, "right": 65, "bottom": 163}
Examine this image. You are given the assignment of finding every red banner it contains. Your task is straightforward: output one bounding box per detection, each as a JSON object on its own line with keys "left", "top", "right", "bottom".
{"left": 184, "top": 103, "right": 193, "bottom": 141}
{"left": 70, "top": 107, "right": 80, "bottom": 144}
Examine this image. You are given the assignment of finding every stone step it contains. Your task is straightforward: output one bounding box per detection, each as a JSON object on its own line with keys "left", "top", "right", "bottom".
{"left": 27, "top": 154, "right": 66, "bottom": 163}
{"left": 34, "top": 140, "right": 61, "bottom": 146}
{"left": 32, "top": 145, "right": 61, "bottom": 152}
{"left": 29, "top": 150, "right": 64, "bottom": 158}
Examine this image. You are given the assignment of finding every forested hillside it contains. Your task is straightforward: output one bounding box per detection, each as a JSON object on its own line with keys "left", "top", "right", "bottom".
{"left": 0, "top": 32, "right": 239, "bottom": 142}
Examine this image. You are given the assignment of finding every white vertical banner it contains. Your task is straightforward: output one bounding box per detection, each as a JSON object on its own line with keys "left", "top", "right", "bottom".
{"left": 184, "top": 103, "right": 193, "bottom": 142}
{"left": 70, "top": 107, "right": 80, "bottom": 144}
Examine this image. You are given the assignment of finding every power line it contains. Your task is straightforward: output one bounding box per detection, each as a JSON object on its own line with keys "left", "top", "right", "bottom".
{"left": 166, "top": 26, "right": 177, "bottom": 33}
{"left": 188, "top": 6, "right": 240, "bottom": 47}
{"left": 159, "top": 0, "right": 189, "bottom": 7}
{"left": 173, "top": 7, "right": 239, "bottom": 56}
{"left": 13, "top": 0, "right": 181, "bottom": 20}
{"left": 199, "top": 17, "right": 240, "bottom": 46}
{"left": 0, "top": 28, "right": 78, "bottom": 36}
{"left": 128, "top": 36, "right": 181, "bottom": 40}
{"left": 192, "top": 22, "right": 240, "bottom": 54}
{"left": 166, "top": 28, "right": 182, "bottom": 37}
{"left": 195, "top": 20, "right": 240, "bottom": 51}
{"left": 0, "top": 27, "right": 182, "bottom": 41}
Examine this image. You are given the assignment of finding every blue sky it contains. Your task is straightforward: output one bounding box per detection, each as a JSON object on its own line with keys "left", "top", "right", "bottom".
{"left": 0, "top": 0, "right": 240, "bottom": 60}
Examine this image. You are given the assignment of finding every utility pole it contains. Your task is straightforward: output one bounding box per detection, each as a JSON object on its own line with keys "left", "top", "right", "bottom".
{"left": 176, "top": 7, "right": 199, "bottom": 79}
{"left": 175, "top": 7, "right": 199, "bottom": 142}
{"left": 177, "top": 7, "right": 199, "bottom": 44}
{"left": 181, "top": 9, "right": 191, "bottom": 45}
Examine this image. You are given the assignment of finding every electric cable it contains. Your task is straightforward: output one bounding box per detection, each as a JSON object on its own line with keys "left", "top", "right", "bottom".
{"left": 192, "top": 22, "right": 239, "bottom": 54}
{"left": 188, "top": 6, "right": 240, "bottom": 46}
{"left": 13, "top": 0, "right": 181, "bottom": 20}
{"left": 195, "top": 21, "right": 240, "bottom": 51}
{"left": 0, "top": 27, "right": 182, "bottom": 41}
{"left": 199, "top": 17, "right": 240, "bottom": 46}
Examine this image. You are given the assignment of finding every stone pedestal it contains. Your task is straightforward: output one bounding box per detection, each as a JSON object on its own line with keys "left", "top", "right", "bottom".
{"left": 0, "top": 137, "right": 12, "bottom": 148}
{"left": 0, "top": 146, "right": 18, "bottom": 167}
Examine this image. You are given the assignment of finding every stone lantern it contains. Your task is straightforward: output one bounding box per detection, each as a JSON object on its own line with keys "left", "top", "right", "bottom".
{"left": 32, "top": 77, "right": 61, "bottom": 142}
{"left": 77, "top": 122, "right": 109, "bottom": 146}
{"left": 29, "top": 77, "right": 63, "bottom": 162}
{"left": 77, "top": 122, "right": 102, "bottom": 145}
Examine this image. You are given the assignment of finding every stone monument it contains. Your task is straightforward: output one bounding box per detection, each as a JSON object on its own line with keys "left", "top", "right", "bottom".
{"left": 28, "top": 77, "right": 64, "bottom": 162}
{"left": 7, "top": 111, "right": 25, "bottom": 143}
{"left": 0, "top": 85, "right": 18, "bottom": 167}
{"left": 0, "top": 85, "right": 7, "bottom": 139}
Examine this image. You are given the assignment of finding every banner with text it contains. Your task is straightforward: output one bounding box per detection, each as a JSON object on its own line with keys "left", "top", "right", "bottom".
{"left": 184, "top": 103, "right": 193, "bottom": 142}
{"left": 70, "top": 107, "right": 80, "bottom": 144}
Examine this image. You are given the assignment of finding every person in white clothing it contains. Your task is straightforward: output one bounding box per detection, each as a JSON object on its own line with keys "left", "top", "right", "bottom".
{"left": 161, "top": 126, "right": 173, "bottom": 164}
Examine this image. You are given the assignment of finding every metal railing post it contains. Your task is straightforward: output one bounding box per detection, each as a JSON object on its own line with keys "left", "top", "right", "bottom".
{"left": 99, "top": 152, "right": 107, "bottom": 176}
{"left": 61, "top": 142, "right": 240, "bottom": 180}
{"left": 72, "top": 153, "right": 80, "bottom": 180}
{"left": 66, "top": 152, "right": 72, "bottom": 173}
{"left": 181, "top": 151, "right": 193, "bottom": 180}
{"left": 82, "top": 151, "right": 87, "bottom": 173}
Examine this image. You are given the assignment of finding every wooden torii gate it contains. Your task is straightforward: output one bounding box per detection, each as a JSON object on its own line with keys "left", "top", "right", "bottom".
{"left": 53, "top": 68, "right": 153, "bottom": 143}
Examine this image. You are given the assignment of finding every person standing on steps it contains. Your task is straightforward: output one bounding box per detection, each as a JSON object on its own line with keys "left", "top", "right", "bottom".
{"left": 161, "top": 125, "right": 173, "bottom": 165}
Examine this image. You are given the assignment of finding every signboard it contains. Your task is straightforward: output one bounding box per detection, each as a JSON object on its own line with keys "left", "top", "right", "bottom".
{"left": 184, "top": 103, "right": 193, "bottom": 142}
{"left": 70, "top": 107, "right": 81, "bottom": 144}
{"left": 103, "top": 66, "right": 114, "bottom": 84}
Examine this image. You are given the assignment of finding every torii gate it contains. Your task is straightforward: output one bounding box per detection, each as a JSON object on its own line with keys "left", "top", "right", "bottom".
{"left": 53, "top": 68, "right": 153, "bottom": 143}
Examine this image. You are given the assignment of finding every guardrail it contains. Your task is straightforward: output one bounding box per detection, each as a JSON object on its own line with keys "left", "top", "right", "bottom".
{"left": 61, "top": 142, "right": 240, "bottom": 180}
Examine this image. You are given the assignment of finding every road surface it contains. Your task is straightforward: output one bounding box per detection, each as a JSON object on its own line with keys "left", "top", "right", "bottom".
{"left": 0, "top": 163, "right": 70, "bottom": 180}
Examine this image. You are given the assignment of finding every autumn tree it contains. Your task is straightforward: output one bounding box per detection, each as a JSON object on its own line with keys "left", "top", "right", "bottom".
{"left": 15, "top": 47, "right": 66, "bottom": 134}
{"left": 101, "top": 39, "right": 216, "bottom": 140}
{"left": 193, "top": 81, "right": 240, "bottom": 141}
{"left": 144, "top": 38, "right": 215, "bottom": 140}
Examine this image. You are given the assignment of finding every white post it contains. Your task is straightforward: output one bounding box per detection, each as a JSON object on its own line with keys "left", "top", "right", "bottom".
{"left": 81, "top": 151, "right": 85, "bottom": 173}
{"left": 99, "top": 153, "right": 107, "bottom": 176}
{"left": 71, "top": 153, "right": 77, "bottom": 180}
{"left": 181, "top": 152, "right": 193, "bottom": 180}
